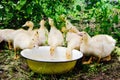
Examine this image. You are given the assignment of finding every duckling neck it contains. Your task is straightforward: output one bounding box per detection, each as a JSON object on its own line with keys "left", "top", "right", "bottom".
{"left": 28, "top": 26, "right": 33, "bottom": 31}
{"left": 49, "top": 22, "right": 55, "bottom": 27}
{"left": 40, "top": 25, "right": 45, "bottom": 29}
{"left": 83, "top": 34, "right": 91, "bottom": 44}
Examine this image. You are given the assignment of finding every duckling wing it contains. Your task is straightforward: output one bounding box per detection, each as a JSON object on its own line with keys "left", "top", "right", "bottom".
{"left": 38, "top": 28, "right": 48, "bottom": 45}
{"left": 90, "top": 35, "right": 116, "bottom": 58}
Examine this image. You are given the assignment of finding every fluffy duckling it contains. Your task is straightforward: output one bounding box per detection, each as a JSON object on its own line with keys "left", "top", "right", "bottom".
{"left": 0, "top": 21, "right": 33, "bottom": 49}
{"left": 13, "top": 21, "right": 39, "bottom": 59}
{"left": 38, "top": 19, "right": 48, "bottom": 45}
{"left": 48, "top": 18, "right": 64, "bottom": 56}
{"left": 13, "top": 30, "right": 39, "bottom": 59}
{"left": 0, "top": 21, "right": 34, "bottom": 50}
{"left": 0, "top": 29, "right": 15, "bottom": 49}
{"left": 65, "top": 20, "right": 82, "bottom": 59}
{"left": 78, "top": 31, "right": 116, "bottom": 64}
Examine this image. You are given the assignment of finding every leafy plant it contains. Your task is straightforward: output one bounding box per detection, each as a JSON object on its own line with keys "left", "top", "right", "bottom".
{"left": 75, "top": 0, "right": 120, "bottom": 46}
{"left": 0, "top": 0, "right": 80, "bottom": 30}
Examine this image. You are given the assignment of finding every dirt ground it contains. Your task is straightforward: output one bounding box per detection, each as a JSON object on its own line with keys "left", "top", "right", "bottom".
{"left": 0, "top": 43, "right": 120, "bottom": 80}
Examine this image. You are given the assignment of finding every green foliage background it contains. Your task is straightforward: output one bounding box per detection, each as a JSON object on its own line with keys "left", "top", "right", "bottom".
{"left": 0, "top": 0, "right": 120, "bottom": 46}
{"left": 0, "top": 0, "right": 77, "bottom": 29}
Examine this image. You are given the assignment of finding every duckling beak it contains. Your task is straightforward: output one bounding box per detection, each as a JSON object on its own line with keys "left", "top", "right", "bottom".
{"left": 22, "top": 24, "right": 26, "bottom": 27}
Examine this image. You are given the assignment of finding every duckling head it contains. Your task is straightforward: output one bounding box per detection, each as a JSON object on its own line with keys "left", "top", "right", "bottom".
{"left": 39, "top": 19, "right": 45, "bottom": 27}
{"left": 22, "top": 21, "right": 34, "bottom": 28}
{"left": 61, "top": 26, "right": 67, "bottom": 33}
{"left": 66, "top": 20, "right": 79, "bottom": 33}
{"left": 61, "top": 20, "right": 74, "bottom": 33}
{"left": 78, "top": 31, "right": 90, "bottom": 42}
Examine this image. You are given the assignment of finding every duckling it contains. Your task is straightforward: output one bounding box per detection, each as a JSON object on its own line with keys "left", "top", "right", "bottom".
{"left": 38, "top": 19, "right": 48, "bottom": 45}
{"left": 13, "top": 21, "right": 39, "bottom": 59}
{"left": 66, "top": 32, "right": 82, "bottom": 59}
{"left": 65, "top": 20, "right": 82, "bottom": 59}
{"left": 48, "top": 18, "right": 64, "bottom": 56}
{"left": 0, "top": 21, "right": 35, "bottom": 50}
{"left": 78, "top": 31, "right": 116, "bottom": 64}
{"left": 0, "top": 29, "right": 15, "bottom": 49}
{"left": 13, "top": 30, "right": 39, "bottom": 59}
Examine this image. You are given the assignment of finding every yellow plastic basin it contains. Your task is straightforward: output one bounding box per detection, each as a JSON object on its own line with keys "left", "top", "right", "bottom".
{"left": 21, "top": 46, "right": 83, "bottom": 74}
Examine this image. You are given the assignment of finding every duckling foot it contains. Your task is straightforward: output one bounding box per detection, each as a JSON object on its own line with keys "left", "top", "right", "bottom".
{"left": 82, "top": 57, "right": 92, "bottom": 64}
{"left": 102, "top": 55, "right": 111, "bottom": 61}
{"left": 14, "top": 55, "right": 20, "bottom": 60}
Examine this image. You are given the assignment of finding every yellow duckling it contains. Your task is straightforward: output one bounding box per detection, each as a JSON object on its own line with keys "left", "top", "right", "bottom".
{"left": 13, "top": 30, "right": 39, "bottom": 59}
{"left": 66, "top": 32, "right": 82, "bottom": 59}
{"left": 48, "top": 18, "right": 64, "bottom": 56}
{"left": 38, "top": 19, "right": 48, "bottom": 45}
{"left": 0, "top": 21, "right": 35, "bottom": 50}
{"left": 78, "top": 31, "right": 116, "bottom": 64}
{"left": 13, "top": 21, "right": 39, "bottom": 59}
{"left": 65, "top": 20, "right": 82, "bottom": 59}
